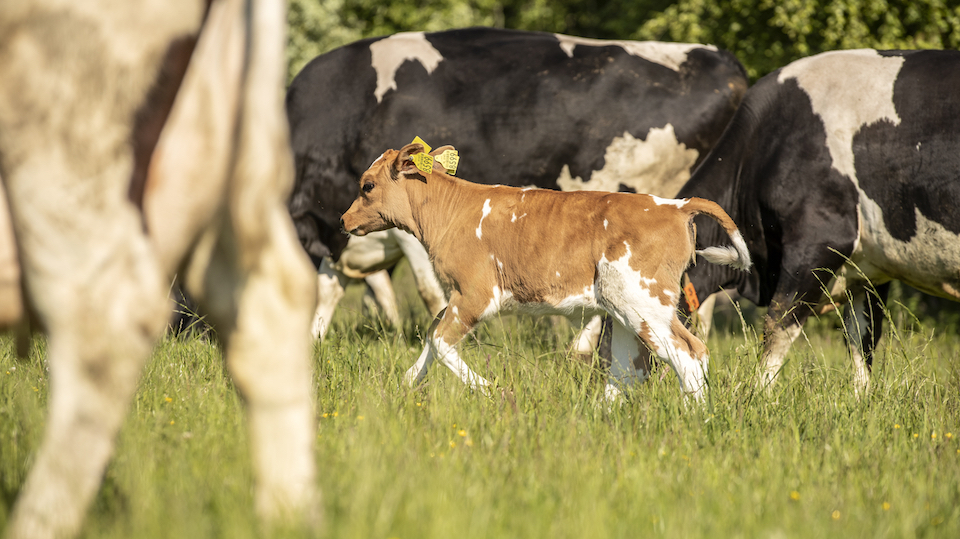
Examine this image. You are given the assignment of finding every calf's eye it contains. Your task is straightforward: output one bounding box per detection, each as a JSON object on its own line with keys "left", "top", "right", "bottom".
{"left": 362, "top": 182, "right": 374, "bottom": 193}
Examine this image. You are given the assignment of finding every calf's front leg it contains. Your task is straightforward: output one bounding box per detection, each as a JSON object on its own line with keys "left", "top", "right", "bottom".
{"left": 404, "top": 293, "right": 491, "bottom": 390}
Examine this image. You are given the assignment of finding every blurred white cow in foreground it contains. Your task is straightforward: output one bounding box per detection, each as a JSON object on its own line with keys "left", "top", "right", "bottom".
{"left": 0, "top": 0, "right": 319, "bottom": 537}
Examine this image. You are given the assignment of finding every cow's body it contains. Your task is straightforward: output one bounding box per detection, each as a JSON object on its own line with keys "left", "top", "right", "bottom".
{"left": 341, "top": 144, "right": 751, "bottom": 401}
{"left": 676, "top": 49, "right": 960, "bottom": 392}
{"left": 285, "top": 27, "right": 748, "bottom": 339}
{"left": 0, "top": 1, "right": 319, "bottom": 537}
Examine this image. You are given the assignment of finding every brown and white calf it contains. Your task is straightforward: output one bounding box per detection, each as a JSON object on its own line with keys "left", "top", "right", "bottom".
{"left": 0, "top": 1, "right": 318, "bottom": 537}
{"left": 341, "top": 144, "right": 751, "bottom": 401}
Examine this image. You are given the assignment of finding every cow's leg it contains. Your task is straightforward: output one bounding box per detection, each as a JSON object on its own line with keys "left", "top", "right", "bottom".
{"left": 640, "top": 316, "right": 709, "bottom": 400}
{"left": 758, "top": 225, "right": 856, "bottom": 389}
{"left": 842, "top": 283, "right": 890, "bottom": 395}
{"left": 693, "top": 293, "right": 718, "bottom": 338}
{"left": 603, "top": 319, "right": 648, "bottom": 402}
{"left": 312, "top": 257, "right": 349, "bottom": 339}
{"left": 4, "top": 183, "right": 168, "bottom": 539}
{"left": 362, "top": 269, "right": 401, "bottom": 328}
{"left": 391, "top": 228, "right": 447, "bottom": 317}
{"left": 570, "top": 314, "right": 604, "bottom": 358}
{"left": 758, "top": 305, "right": 804, "bottom": 388}
{"left": 0, "top": 180, "right": 23, "bottom": 329}
{"left": 184, "top": 0, "right": 318, "bottom": 522}
{"left": 191, "top": 212, "right": 319, "bottom": 521}
{"left": 403, "top": 294, "right": 490, "bottom": 390}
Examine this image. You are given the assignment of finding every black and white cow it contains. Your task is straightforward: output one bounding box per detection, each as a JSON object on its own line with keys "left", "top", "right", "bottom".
{"left": 677, "top": 49, "right": 960, "bottom": 393}
{"left": 285, "top": 27, "right": 748, "bottom": 340}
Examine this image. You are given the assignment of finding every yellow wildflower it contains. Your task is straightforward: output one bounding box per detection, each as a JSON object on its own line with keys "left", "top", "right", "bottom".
{"left": 832, "top": 510, "right": 840, "bottom": 520}
{"left": 790, "top": 491, "right": 800, "bottom": 501}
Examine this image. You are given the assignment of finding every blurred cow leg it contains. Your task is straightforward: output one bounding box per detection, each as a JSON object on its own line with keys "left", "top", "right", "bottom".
{"left": 0, "top": 178, "right": 23, "bottom": 329}
{"left": 177, "top": 0, "right": 319, "bottom": 522}
{"left": 0, "top": 2, "right": 199, "bottom": 536}
{"left": 4, "top": 176, "right": 169, "bottom": 539}
{"left": 146, "top": 0, "right": 319, "bottom": 523}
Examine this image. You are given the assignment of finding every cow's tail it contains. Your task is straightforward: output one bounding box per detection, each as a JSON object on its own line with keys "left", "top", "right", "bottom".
{"left": 684, "top": 197, "right": 752, "bottom": 271}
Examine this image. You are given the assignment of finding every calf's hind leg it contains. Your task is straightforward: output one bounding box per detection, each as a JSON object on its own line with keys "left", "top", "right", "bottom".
{"left": 629, "top": 312, "right": 709, "bottom": 400}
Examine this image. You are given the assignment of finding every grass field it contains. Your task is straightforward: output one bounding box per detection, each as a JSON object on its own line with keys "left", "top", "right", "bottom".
{"left": 1, "top": 262, "right": 959, "bottom": 538}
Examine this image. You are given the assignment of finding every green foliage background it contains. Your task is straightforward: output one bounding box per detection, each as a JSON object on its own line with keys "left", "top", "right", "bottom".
{"left": 287, "top": 0, "right": 960, "bottom": 81}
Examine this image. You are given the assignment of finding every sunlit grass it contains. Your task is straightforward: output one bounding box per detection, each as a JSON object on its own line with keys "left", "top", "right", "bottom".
{"left": 0, "top": 263, "right": 958, "bottom": 537}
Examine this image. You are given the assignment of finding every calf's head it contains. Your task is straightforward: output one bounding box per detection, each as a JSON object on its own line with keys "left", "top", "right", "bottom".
{"left": 340, "top": 142, "right": 452, "bottom": 236}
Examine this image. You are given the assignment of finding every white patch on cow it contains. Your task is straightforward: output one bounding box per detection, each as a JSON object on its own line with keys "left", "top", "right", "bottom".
{"left": 511, "top": 213, "right": 517, "bottom": 223}
{"left": 370, "top": 153, "right": 384, "bottom": 168}
{"left": 481, "top": 285, "right": 516, "bottom": 319}
{"left": 555, "top": 126, "right": 698, "bottom": 196}
{"left": 497, "top": 259, "right": 504, "bottom": 271}
{"left": 852, "top": 201, "right": 960, "bottom": 298}
{"left": 370, "top": 32, "right": 443, "bottom": 103}
{"left": 778, "top": 50, "right": 903, "bottom": 187}
{"left": 651, "top": 195, "right": 687, "bottom": 208}
{"left": 553, "top": 34, "right": 715, "bottom": 72}
{"left": 334, "top": 230, "right": 404, "bottom": 279}
{"left": 603, "top": 219, "right": 608, "bottom": 230}
{"left": 556, "top": 271, "right": 561, "bottom": 278}
{"left": 475, "top": 199, "right": 492, "bottom": 239}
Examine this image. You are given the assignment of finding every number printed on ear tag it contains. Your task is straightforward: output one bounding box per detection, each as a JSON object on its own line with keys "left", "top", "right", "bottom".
{"left": 411, "top": 153, "right": 434, "bottom": 173}
{"left": 411, "top": 136, "right": 432, "bottom": 154}
{"left": 436, "top": 150, "right": 459, "bottom": 175}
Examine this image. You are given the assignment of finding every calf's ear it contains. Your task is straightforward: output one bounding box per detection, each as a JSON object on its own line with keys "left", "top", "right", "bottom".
{"left": 429, "top": 145, "right": 456, "bottom": 173}
{"left": 395, "top": 143, "right": 428, "bottom": 181}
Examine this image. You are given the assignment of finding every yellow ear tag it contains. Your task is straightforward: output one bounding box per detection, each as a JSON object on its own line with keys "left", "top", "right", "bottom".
{"left": 410, "top": 152, "right": 435, "bottom": 173}
{"left": 435, "top": 149, "right": 460, "bottom": 175}
{"left": 411, "top": 136, "right": 432, "bottom": 154}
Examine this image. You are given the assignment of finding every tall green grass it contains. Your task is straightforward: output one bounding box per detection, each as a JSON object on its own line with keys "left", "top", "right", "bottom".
{"left": 1, "top": 263, "right": 958, "bottom": 538}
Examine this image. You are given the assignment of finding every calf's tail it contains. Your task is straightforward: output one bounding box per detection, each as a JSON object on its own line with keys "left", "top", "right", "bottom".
{"left": 684, "top": 197, "right": 752, "bottom": 271}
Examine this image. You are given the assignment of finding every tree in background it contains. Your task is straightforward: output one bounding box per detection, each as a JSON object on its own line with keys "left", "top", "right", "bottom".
{"left": 638, "top": 0, "right": 960, "bottom": 78}
{"left": 287, "top": 0, "right": 960, "bottom": 81}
